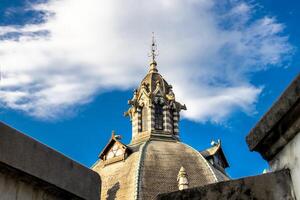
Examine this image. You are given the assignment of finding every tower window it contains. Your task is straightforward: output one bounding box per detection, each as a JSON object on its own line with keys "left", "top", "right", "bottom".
{"left": 142, "top": 106, "right": 148, "bottom": 131}
{"left": 155, "top": 104, "right": 164, "bottom": 130}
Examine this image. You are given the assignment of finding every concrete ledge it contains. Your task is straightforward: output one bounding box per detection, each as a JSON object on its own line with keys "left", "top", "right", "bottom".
{"left": 0, "top": 121, "right": 101, "bottom": 200}
{"left": 0, "top": 161, "right": 82, "bottom": 199}
{"left": 156, "top": 169, "right": 295, "bottom": 200}
{"left": 246, "top": 73, "right": 300, "bottom": 160}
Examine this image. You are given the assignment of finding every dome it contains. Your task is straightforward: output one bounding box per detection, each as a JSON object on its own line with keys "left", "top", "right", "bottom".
{"left": 92, "top": 139, "right": 229, "bottom": 200}
{"left": 139, "top": 70, "right": 170, "bottom": 96}
{"left": 138, "top": 140, "right": 228, "bottom": 199}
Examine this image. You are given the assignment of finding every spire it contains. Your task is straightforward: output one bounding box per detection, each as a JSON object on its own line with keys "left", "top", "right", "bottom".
{"left": 177, "top": 166, "right": 189, "bottom": 190}
{"left": 149, "top": 32, "right": 158, "bottom": 73}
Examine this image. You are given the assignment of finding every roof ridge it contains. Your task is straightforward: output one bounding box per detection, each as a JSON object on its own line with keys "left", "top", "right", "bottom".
{"left": 134, "top": 140, "right": 150, "bottom": 200}
{"left": 182, "top": 143, "right": 219, "bottom": 182}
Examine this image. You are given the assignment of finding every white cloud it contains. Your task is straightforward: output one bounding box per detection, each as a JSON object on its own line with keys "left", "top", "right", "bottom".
{"left": 0, "top": 0, "right": 293, "bottom": 122}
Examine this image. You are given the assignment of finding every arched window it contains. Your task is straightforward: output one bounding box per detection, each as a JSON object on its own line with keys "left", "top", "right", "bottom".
{"left": 142, "top": 106, "right": 148, "bottom": 131}
{"left": 154, "top": 103, "right": 164, "bottom": 130}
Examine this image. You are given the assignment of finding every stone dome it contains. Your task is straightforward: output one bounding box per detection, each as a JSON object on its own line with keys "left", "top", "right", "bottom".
{"left": 139, "top": 69, "right": 170, "bottom": 96}
{"left": 137, "top": 140, "right": 228, "bottom": 199}
{"left": 92, "top": 139, "right": 229, "bottom": 200}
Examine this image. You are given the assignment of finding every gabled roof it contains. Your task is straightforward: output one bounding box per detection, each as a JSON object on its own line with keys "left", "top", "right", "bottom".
{"left": 200, "top": 140, "right": 229, "bottom": 168}
{"left": 98, "top": 131, "right": 130, "bottom": 160}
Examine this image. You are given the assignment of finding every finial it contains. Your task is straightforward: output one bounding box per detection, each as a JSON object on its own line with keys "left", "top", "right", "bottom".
{"left": 112, "top": 130, "right": 116, "bottom": 137}
{"left": 177, "top": 166, "right": 189, "bottom": 190}
{"left": 149, "top": 32, "right": 158, "bottom": 73}
{"left": 111, "top": 130, "right": 122, "bottom": 140}
{"left": 211, "top": 139, "right": 221, "bottom": 146}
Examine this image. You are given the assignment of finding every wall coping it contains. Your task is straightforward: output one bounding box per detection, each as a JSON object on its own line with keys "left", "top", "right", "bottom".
{"left": 0, "top": 121, "right": 100, "bottom": 200}
{"left": 156, "top": 169, "right": 295, "bottom": 200}
{"left": 246, "top": 73, "right": 300, "bottom": 160}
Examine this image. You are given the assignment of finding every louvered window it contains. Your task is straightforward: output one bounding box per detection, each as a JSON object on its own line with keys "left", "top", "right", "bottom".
{"left": 154, "top": 104, "right": 163, "bottom": 130}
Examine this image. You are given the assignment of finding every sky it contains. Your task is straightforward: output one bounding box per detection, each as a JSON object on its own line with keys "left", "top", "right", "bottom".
{"left": 0, "top": 0, "right": 299, "bottom": 179}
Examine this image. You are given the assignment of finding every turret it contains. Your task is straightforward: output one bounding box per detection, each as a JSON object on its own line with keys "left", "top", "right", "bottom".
{"left": 124, "top": 33, "right": 186, "bottom": 144}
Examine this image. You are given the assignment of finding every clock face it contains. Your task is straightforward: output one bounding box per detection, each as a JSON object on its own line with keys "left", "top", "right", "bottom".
{"left": 106, "top": 143, "right": 124, "bottom": 159}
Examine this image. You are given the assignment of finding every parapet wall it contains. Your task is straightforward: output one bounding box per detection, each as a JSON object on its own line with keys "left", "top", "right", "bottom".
{"left": 0, "top": 121, "right": 101, "bottom": 200}
{"left": 156, "top": 169, "right": 296, "bottom": 200}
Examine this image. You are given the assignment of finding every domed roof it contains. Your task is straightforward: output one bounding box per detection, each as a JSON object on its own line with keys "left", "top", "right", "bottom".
{"left": 92, "top": 140, "right": 229, "bottom": 200}
{"left": 138, "top": 140, "right": 228, "bottom": 199}
{"left": 139, "top": 69, "right": 170, "bottom": 96}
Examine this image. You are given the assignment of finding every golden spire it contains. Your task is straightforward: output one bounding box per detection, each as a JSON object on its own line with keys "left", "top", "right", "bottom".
{"left": 149, "top": 32, "right": 158, "bottom": 73}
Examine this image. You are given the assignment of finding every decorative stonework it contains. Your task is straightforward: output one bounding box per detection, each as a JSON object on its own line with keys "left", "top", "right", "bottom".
{"left": 177, "top": 166, "right": 189, "bottom": 190}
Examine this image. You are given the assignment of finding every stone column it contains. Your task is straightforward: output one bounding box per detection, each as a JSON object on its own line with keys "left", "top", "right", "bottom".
{"left": 173, "top": 111, "right": 179, "bottom": 136}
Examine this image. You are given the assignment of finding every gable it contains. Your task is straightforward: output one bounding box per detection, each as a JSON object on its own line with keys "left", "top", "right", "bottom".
{"left": 200, "top": 142, "right": 229, "bottom": 169}
{"left": 98, "top": 133, "right": 132, "bottom": 166}
{"left": 106, "top": 143, "right": 126, "bottom": 160}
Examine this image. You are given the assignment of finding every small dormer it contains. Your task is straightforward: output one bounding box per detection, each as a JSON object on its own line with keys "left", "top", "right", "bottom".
{"left": 99, "top": 131, "right": 131, "bottom": 166}
{"left": 200, "top": 140, "right": 229, "bottom": 172}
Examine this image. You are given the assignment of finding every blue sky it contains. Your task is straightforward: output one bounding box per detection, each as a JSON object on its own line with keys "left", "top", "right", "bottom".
{"left": 0, "top": 0, "right": 299, "bottom": 179}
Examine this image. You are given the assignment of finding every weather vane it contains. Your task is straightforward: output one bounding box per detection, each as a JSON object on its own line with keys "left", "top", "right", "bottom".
{"left": 149, "top": 32, "right": 159, "bottom": 63}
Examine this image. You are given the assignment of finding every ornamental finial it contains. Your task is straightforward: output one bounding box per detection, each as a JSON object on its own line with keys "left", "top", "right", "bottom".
{"left": 177, "top": 166, "right": 189, "bottom": 190}
{"left": 149, "top": 32, "right": 158, "bottom": 73}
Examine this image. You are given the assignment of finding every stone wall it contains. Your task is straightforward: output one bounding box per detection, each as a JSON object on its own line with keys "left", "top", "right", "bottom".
{"left": 0, "top": 161, "right": 80, "bottom": 200}
{"left": 156, "top": 169, "right": 296, "bottom": 200}
{"left": 270, "top": 132, "right": 300, "bottom": 199}
{"left": 0, "top": 121, "right": 101, "bottom": 200}
{"left": 246, "top": 73, "right": 300, "bottom": 200}
{"left": 0, "top": 173, "right": 63, "bottom": 200}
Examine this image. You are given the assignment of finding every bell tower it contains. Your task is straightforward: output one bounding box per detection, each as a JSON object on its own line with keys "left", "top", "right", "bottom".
{"left": 125, "top": 34, "right": 186, "bottom": 144}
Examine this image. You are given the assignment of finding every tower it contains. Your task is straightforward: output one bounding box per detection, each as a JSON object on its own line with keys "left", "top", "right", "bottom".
{"left": 125, "top": 34, "right": 186, "bottom": 144}
{"left": 92, "top": 35, "right": 229, "bottom": 200}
